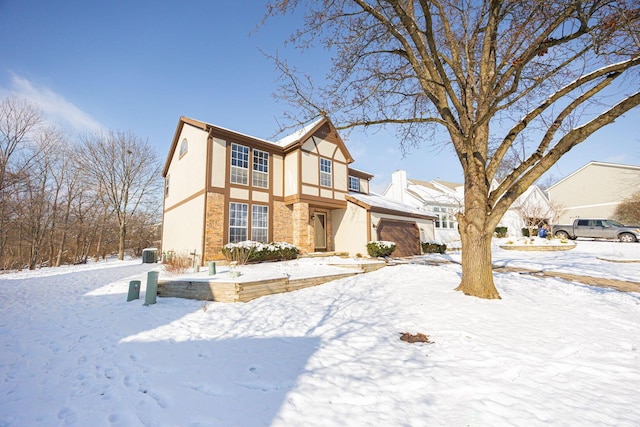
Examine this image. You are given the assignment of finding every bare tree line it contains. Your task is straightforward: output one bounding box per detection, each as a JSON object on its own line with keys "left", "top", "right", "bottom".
{"left": 0, "top": 96, "right": 162, "bottom": 271}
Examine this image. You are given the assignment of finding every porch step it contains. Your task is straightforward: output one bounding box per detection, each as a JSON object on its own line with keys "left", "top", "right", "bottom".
{"left": 299, "top": 251, "right": 350, "bottom": 258}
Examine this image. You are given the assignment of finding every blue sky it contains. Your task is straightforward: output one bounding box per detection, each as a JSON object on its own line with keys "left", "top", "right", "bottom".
{"left": 1, "top": 1, "right": 638, "bottom": 193}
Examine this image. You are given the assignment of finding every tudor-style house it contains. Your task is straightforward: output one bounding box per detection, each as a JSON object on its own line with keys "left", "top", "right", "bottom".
{"left": 161, "top": 117, "right": 435, "bottom": 261}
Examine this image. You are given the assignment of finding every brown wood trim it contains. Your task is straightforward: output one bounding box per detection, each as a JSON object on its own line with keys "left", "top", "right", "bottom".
{"left": 163, "top": 118, "right": 209, "bottom": 177}
{"left": 284, "top": 194, "right": 348, "bottom": 209}
{"left": 348, "top": 168, "right": 374, "bottom": 180}
{"left": 366, "top": 210, "right": 372, "bottom": 242}
{"left": 370, "top": 206, "right": 436, "bottom": 220}
{"left": 210, "top": 126, "right": 284, "bottom": 155}
{"left": 297, "top": 149, "right": 302, "bottom": 198}
{"left": 345, "top": 195, "right": 436, "bottom": 220}
{"left": 163, "top": 189, "right": 207, "bottom": 214}
{"left": 202, "top": 131, "right": 214, "bottom": 264}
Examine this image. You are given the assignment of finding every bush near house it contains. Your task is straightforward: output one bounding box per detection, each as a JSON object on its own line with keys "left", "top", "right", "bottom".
{"left": 164, "top": 254, "right": 192, "bottom": 275}
{"left": 421, "top": 242, "right": 447, "bottom": 254}
{"left": 367, "top": 241, "right": 397, "bottom": 257}
{"left": 221, "top": 241, "right": 299, "bottom": 264}
{"left": 495, "top": 227, "right": 508, "bottom": 238}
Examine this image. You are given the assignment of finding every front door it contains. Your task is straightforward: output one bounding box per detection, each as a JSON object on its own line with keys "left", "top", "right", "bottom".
{"left": 314, "top": 213, "right": 327, "bottom": 251}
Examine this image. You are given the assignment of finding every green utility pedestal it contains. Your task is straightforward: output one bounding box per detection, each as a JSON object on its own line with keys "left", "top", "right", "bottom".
{"left": 208, "top": 261, "right": 216, "bottom": 275}
{"left": 144, "top": 271, "right": 159, "bottom": 305}
{"left": 127, "top": 280, "right": 141, "bottom": 302}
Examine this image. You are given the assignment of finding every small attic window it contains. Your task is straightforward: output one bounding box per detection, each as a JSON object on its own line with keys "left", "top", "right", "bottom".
{"left": 348, "top": 176, "right": 360, "bottom": 192}
{"left": 179, "top": 138, "right": 188, "bottom": 158}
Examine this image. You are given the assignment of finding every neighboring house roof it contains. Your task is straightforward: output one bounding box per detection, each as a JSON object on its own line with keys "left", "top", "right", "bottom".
{"left": 163, "top": 116, "right": 354, "bottom": 177}
{"left": 347, "top": 192, "right": 436, "bottom": 220}
{"left": 547, "top": 161, "right": 640, "bottom": 192}
{"left": 406, "top": 179, "right": 463, "bottom": 207}
{"left": 432, "top": 180, "right": 463, "bottom": 192}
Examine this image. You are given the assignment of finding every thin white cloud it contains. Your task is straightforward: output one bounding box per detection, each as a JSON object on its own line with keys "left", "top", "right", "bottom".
{"left": 2, "top": 72, "right": 103, "bottom": 133}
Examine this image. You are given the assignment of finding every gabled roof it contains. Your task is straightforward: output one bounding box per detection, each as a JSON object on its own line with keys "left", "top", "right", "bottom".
{"left": 163, "top": 116, "right": 354, "bottom": 177}
{"left": 347, "top": 192, "right": 436, "bottom": 220}
{"left": 547, "top": 161, "right": 640, "bottom": 191}
{"left": 275, "top": 119, "right": 323, "bottom": 147}
{"left": 275, "top": 117, "right": 354, "bottom": 163}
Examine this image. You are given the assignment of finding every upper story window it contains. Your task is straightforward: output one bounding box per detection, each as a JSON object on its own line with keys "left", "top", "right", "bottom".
{"left": 348, "top": 176, "right": 360, "bottom": 192}
{"left": 230, "top": 143, "right": 249, "bottom": 185}
{"left": 164, "top": 175, "right": 170, "bottom": 197}
{"left": 179, "top": 138, "right": 188, "bottom": 158}
{"left": 252, "top": 149, "right": 269, "bottom": 188}
{"left": 320, "top": 158, "right": 332, "bottom": 187}
{"left": 432, "top": 206, "right": 457, "bottom": 229}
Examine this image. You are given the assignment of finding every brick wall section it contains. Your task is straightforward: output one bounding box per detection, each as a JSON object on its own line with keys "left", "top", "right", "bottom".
{"left": 325, "top": 210, "right": 334, "bottom": 251}
{"left": 292, "top": 202, "right": 314, "bottom": 253}
{"left": 273, "top": 201, "right": 293, "bottom": 243}
{"left": 204, "top": 192, "right": 226, "bottom": 261}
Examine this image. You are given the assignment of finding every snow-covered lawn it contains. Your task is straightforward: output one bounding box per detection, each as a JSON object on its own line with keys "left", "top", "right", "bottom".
{"left": 1, "top": 241, "right": 639, "bottom": 426}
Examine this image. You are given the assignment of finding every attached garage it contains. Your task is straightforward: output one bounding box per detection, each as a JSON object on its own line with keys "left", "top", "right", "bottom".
{"left": 334, "top": 193, "right": 436, "bottom": 257}
{"left": 377, "top": 219, "right": 421, "bottom": 257}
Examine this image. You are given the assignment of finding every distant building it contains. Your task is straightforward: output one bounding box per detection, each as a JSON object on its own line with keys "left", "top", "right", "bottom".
{"left": 383, "top": 170, "right": 553, "bottom": 241}
{"left": 546, "top": 161, "right": 640, "bottom": 224}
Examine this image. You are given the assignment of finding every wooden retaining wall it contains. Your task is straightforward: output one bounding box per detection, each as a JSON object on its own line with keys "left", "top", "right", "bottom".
{"left": 158, "top": 271, "right": 368, "bottom": 303}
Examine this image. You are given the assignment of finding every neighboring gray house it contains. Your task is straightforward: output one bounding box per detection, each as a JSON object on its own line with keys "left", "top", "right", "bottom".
{"left": 546, "top": 161, "right": 640, "bottom": 224}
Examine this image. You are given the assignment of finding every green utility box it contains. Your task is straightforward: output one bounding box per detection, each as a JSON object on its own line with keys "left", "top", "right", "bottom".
{"left": 144, "top": 271, "right": 159, "bottom": 305}
{"left": 142, "top": 248, "right": 158, "bottom": 263}
{"left": 127, "top": 280, "right": 141, "bottom": 302}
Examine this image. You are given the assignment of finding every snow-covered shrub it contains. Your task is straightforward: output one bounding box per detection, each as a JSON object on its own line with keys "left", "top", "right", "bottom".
{"left": 366, "top": 240, "right": 396, "bottom": 257}
{"left": 421, "top": 241, "right": 447, "bottom": 254}
{"left": 494, "top": 226, "right": 508, "bottom": 238}
{"left": 221, "top": 241, "right": 299, "bottom": 264}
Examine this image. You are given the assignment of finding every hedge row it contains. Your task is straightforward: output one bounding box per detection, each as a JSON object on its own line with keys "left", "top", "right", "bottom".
{"left": 221, "top": 241, "right": 299, "bottom": 263}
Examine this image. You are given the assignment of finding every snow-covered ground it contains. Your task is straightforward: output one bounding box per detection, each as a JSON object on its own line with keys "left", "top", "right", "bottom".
{"left": 1, "top": 241, "right": 639, "bottom": 426}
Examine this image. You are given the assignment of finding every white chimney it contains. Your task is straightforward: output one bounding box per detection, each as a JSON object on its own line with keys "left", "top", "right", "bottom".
{"left": 390, "top": 170, "right": 408, "bottom": 203}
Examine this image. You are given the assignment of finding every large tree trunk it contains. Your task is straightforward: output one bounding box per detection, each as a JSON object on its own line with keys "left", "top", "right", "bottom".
{"left": 455, "top": 213, "right": 500, "bottom": 299}
{"left": 454, "top": 162, "right": 501, "bottom": 299}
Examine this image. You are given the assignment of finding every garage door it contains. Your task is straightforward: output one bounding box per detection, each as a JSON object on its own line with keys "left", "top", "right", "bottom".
{"left": 377, "top": 219, "right": 420, "bottom": 257}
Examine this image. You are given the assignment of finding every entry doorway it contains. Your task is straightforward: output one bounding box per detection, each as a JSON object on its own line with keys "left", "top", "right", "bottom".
{"left": 314, "top": 212, "right": 327, "bottom": 251}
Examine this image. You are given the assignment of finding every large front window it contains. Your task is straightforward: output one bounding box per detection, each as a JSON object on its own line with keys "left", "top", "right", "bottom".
{"left": 320, "top": 158, "right": 332, "bottom": 187}
{"left": 252, "top": 149, "right": 269, "bottom": 188}
{"left": 252, "top": 205, "right": 269, "bottom": 243}
{"left": 229, "top": 202, "right": 248, "bottom": 242}
{"left": 230, "top": 143, "right": 249, "bottom": 185}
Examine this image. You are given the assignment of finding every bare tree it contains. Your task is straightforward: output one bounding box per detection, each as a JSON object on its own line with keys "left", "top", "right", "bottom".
{"left": 0, "top": 96, "right": 43, "bottom": 266}
{"left": 613, "top": 191, "right": 640, "bottom": 224}
{"left": 265, "top": 0, "right": 640, "bottom": 298}
{"left": 78, "top": 130, "right": 162, "bottom": 260}
{"left": 511, "top": 192, "right": 565, "bottom": 237}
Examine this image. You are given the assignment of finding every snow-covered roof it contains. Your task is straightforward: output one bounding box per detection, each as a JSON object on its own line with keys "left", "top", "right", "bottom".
{"left": 274, "top": 119, "right": 324, "bottom": 147}
{"left": 347, "top": 192, "right": 436, "bottom": 219}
